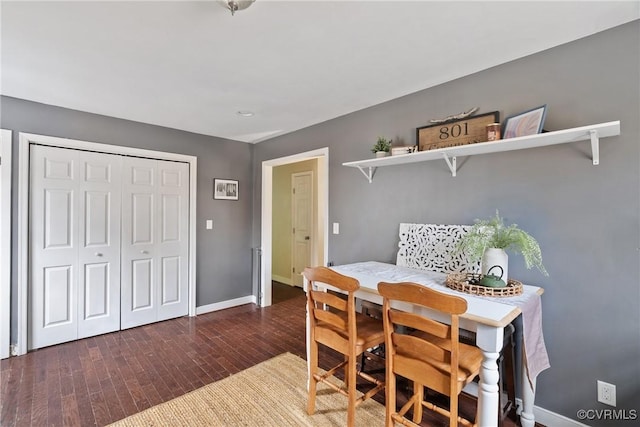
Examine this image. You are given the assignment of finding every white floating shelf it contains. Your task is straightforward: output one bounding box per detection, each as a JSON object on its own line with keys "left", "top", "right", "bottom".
{"left": 343, "top": 121, "right": 620, "bottom": 182}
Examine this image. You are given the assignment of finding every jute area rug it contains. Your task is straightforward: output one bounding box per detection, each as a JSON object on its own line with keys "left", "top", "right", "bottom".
{"left": 108, "top": 352, "right": 386, "bottom": 426}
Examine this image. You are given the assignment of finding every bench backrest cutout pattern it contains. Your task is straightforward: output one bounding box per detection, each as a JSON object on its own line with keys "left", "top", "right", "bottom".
{"left": 396, "top": 223, "right": 480, "bottom": 274}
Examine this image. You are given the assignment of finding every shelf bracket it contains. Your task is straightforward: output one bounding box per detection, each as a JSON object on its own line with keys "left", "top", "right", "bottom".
{"left": 356, "top": 165, "right": 376, "bottom": 183}
{"left": 590, "top": 129, "right": 600, "bottom": 165}
{"left": 442, "top": 153, "right": 457, "bottom": 177}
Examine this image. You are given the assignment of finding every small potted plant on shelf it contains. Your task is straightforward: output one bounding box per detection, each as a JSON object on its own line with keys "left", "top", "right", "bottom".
{"left": 371, "top": 136, "right": 392, "bottom": 158}
{"left": 457, "top": 211, "right": 548, "bottom": 286}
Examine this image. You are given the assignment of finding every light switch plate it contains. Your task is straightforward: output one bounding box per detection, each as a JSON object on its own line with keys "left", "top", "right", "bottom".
{"left": 333, "top": 222, "right": 339, "bottom": 234}
{"left": 206, "top": 220, "right": 213, "bottom": 230}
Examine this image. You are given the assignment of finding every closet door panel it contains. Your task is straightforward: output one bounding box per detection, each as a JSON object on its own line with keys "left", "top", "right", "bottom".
{"left": 77, "top": 151, "right": 122, "bottom": 338}
{"left": 121, "top": 158, "right": 189, "bottom": 326}
{"left": 30, "top": 146, "right": 79, "bottom": 349}
{"left": 132, "top": 258, "right": 153, "bottom": 310}
{"left": 121, "top": 157, "right": 157, "bottom": 329}
{"left": 83, "top": 263, "right": 109, "bottom": 318}
{"left": 43, "top": 266, "right": 73, "bottom": 326}
{"left": 156, "top": 161, "right": 189, "bottom": 321}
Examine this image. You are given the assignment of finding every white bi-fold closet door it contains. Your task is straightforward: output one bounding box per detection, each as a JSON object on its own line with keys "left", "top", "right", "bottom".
{"left": 120, "top": 156, "right": 189, "bottom": 329}
{"left": 29, "top": 145, "right": 189, "bottom": 350}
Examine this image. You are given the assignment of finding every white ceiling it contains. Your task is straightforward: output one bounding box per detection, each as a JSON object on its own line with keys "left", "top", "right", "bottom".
{"left": 1, "top": 1, "right": 638, "bottom": 143}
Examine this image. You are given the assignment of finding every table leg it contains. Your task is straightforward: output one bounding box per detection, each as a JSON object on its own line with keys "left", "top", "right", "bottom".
{"left": 475, "top": 325, "right": 503, "bottom": 427}
{"left": 520, "top": 369, "right": 536, "bottom": 427}
{"left": 512, "top": 315, "right": 537, "bottom": 427}
{"left": 477, "top": 351, "right": 500, "bottom": 427}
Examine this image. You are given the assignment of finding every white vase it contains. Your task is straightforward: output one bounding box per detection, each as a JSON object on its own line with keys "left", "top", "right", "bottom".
{"left": 375, "top": 151, "right": 389, "bottom": 158}
{"left": 481, "top": 248, "right": 508, "bottom": 282}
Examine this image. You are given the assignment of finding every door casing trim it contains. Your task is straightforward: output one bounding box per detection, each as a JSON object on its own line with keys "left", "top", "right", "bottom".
{"left": 1, "top": 129, "right": 12, "bottom": 359}
{"left": 261, "top": 147, "right": 328, "bottom": 307}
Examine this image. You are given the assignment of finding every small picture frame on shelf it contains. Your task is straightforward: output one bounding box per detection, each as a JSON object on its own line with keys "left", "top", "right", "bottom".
{"left": 213, "top": 178, "right": 238, "bottom": 200}
{"left": 503, "top": 105, "right": 547, "bottom": 139}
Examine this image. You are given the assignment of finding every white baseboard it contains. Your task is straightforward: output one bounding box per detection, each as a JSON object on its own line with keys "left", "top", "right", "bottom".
{"left": 196, "top": 295, "right": 257, "bottom": 315}
{"left": 462, "top": 384, "right": 586, "bottom": 427}
{"left": 272, "top": 274, "right": 292, "bottom": 285}
{"left": 516, "top": 398, "right": 588, "bottom": 427}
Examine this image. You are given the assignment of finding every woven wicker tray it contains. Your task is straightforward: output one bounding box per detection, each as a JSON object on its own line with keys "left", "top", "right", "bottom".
{"left": 445, "top": 273, "right": 523, "bottom": 297}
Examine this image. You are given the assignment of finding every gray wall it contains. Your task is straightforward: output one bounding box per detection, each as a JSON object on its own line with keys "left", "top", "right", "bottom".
{"left": 252, "top": 22, "right": 640, "bottom": 424}
{"left": 1, "top": 96, "right": 254, "bottom": 318}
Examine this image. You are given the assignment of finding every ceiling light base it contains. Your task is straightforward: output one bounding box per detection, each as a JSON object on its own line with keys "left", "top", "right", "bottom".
{"left": 221, "top": 0, "right": 256, "bottom": 16}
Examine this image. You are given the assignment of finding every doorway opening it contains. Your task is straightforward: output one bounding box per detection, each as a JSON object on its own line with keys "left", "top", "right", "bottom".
{"left": 260, "top": 148, "right": 328, "bottom": 307}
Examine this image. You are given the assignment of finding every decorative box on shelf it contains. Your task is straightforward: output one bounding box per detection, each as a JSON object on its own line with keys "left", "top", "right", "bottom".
{"left": 391, "top": 145, "right": 417, "bottom": 156}
{"left": 417, "top": 111, "right": 500, "bottom": 151}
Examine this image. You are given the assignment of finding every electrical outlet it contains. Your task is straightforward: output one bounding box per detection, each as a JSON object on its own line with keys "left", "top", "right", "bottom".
{"left": 597, "top": 380, "right": 616, "bottom": 407}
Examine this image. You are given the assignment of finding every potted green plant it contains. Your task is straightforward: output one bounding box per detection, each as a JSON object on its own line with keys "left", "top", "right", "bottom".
{"left": 371, "top": 136, "right": 391, "bottom": 158}
{"left": 457, "top": 211, "right": 548, "bottom": 285}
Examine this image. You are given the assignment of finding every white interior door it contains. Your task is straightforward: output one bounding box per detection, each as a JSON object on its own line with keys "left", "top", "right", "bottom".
{"left": 291, "top": 172, "right": 313, "bottom": 287}
{"left": 30, "top": 146, "right": 123, "bottom": 349}
{"left": 121, "top": 157, "right": 157, "bottom": 329}
{"left": 30, "top": 145, "right": 80, "bottom": 349}
{"left": 156, "top": 161, "right": 189, "bottom": 321}
{"left": 121, "top": 157, "right": 189, "bottom": 329}
{"left": 77, "top": 151, "right": 122, "bottom": 339}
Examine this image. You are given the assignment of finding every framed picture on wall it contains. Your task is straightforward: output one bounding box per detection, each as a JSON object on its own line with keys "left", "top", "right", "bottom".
{"left": 213, "top": 179, "right": 239, "bottom": 200}
{"left": 503, "top": 105, "right": 547, "bottom": 139}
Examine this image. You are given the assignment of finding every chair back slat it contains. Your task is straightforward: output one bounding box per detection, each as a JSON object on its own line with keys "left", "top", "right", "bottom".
{"left": 313, "top": 308, "right": 347, "bottom": 330}
{"left": 310, "top": 289, "right": 348, "bottom": 312}
{"left": 378, "top": 281, "right": 467, "bottom": 314}
{"left": 304, "top": 266, "right": 359, "bottom": 292}
{"left": 392, "top": 333, "right": 448, "bottom": 364}
{"left": 389, "top": 309, "right": 450, "bottom": 339}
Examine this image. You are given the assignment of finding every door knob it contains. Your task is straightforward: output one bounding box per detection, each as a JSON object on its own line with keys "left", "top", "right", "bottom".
{"left": 95, "top": 252, "right": 103, "bottom": 257}
{"left": 305, "top": 236, "right": 310, "bottom": 240}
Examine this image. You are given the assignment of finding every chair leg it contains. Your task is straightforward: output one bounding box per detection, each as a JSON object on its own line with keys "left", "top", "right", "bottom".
{"left": 307, "top": 340, "right": 319, "bottom": 415}
{"left": 412, "top": 382, "right": 423, "bottom": 423}
{"left": 347, "top": 355, "right": 357, "bottom": 427}
{"left": 385, "top": 366, "right": 396, "bottom": 427}
{"left": 449, "top": 392, "right": 459, "bottom": 427}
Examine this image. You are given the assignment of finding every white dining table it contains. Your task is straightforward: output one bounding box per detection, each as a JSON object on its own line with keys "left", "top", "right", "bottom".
{"left": 303, "top": 261, "right": 545, "bottom": 427}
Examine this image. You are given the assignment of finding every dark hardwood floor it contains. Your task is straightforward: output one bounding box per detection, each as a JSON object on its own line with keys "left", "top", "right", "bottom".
{"left": 271, "top": 281, "right": 304, "bottom": 304}
{"left": 1, "top": 286, "right": 525, "bottom": 427}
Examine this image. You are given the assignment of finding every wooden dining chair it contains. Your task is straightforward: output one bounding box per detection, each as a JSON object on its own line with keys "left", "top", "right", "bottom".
{"left": 378, "top": 282, "right": 483, "bottom": 427}
{"left": 303, "top": 266, "right": 386, "bottom": 426}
